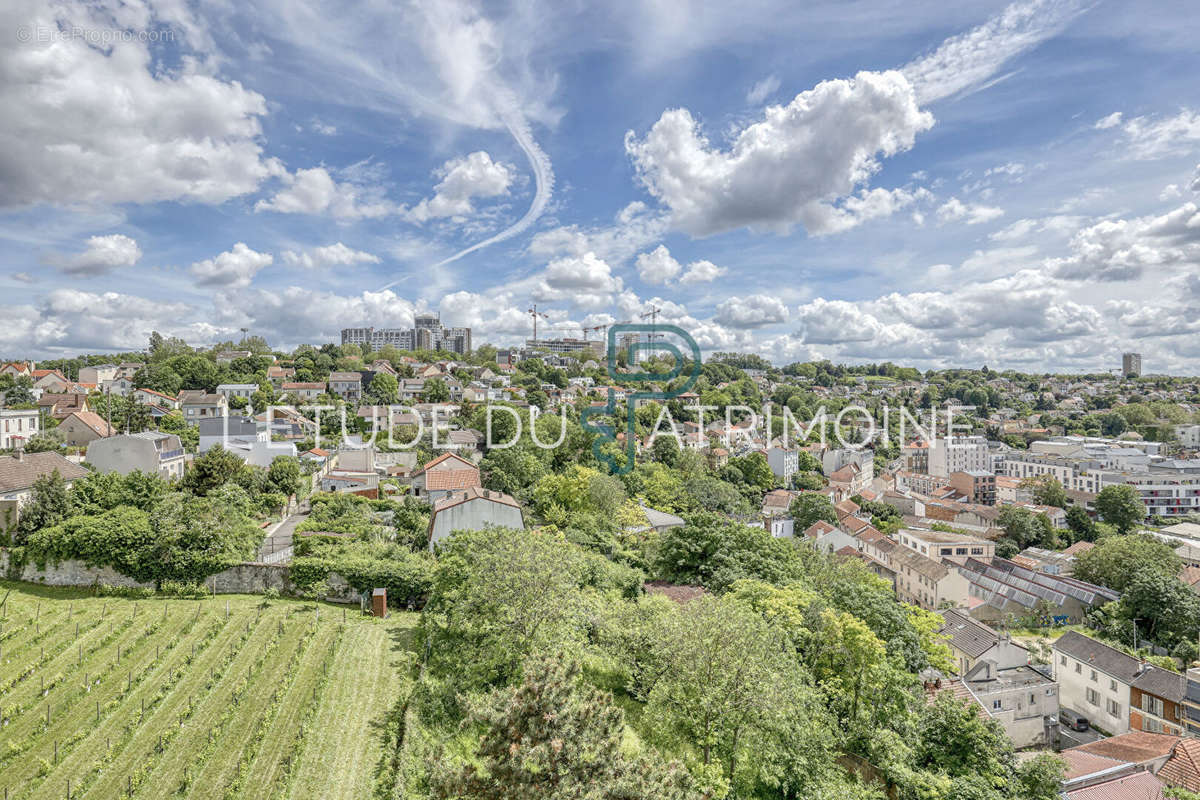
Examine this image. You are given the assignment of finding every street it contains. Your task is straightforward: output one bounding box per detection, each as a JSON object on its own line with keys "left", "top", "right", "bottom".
{"left": 257, "top": 502, "right": 309, "bottom": 564}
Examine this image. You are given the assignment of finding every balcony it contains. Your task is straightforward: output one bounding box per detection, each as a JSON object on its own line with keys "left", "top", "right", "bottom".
{"left": 157, "top": 448, "right": 185, "bottom": 461}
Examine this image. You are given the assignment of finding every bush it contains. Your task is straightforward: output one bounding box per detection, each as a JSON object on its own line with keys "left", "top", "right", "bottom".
{"left": 159, "top": 580, "right": 208, "bottom": 599}
{"left": 94, "top": 584, "right": 155, "bottom": 599}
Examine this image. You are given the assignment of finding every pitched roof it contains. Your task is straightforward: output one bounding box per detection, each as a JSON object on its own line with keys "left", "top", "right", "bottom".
{"left": 424, "top": 468, "right": 482, "bottom": 492}
{"left": 1181, "top": 566, "right": 1200, "bottom": 587}
{"left": 0, "top": 452, "right": 90, "bottom": 493}
{"left": 1063, "top": 540, "right": 1096, "bottom": 557}
{"left": 1132, "top": 665, "right": 1185, "bottom": 703}
{"left": 1053, "top": 631, "right": 1142, "bottom": 683}
{"left": 1060, "top": 750, "right": 1130, "bottom": 781}
{"left": 415, "top": 452, "right": 476, "bottom": 475}
{"left": 834, "top": 498, "right": 861, "bottom": 518}
{"left": 430, "top": 486, "right": 521, "bottom": 513}
{"left": 804, "top": 520, "right": 836, "bottom": 539}
{"left": 1064, "top": 770, "right": 1165, "bottom": 800}
{"left": 64, "top": 410, "right": 114, "bottom": 437}
{"left": 938, "top": 609, "right": 1009, "bottom": 659}
{"left": 1160, "top": 739, "right": 1200, "bottom": 794}
{"left": 762, "top": 489, "right": 795, "bottom": 508}
{"left": 1068, "top": 731, "right": 1182, "bottom": 765}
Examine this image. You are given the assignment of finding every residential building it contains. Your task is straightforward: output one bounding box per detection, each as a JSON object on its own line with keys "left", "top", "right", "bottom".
{"left": 281, "top": 382, "right": 326, "bottom": 401}
{"left": 0, "top": 409, "right": 39, "bottom": 450}
{"left": 1123, "top": 352, "right": 1143, "bottom": 377}
{"left": 37, "top": 392, "right": 89, "bottom": 421}
{"left": 0, "top": 452, "right": 90, "bottom": 528}
{"left": 328, "top": 372, "right": 362, "bottom": 401}
{"left": 341, "top": 313, "right": 472, "bottom": 354}
{"left": 890, "top": 545, "right": 970, "bottom": 610}
{"left": 928, "top": 435, "right": 991, "bottom": 477}
{"left": 896, "top": 527, "right": 994, "bottom": 563}
{"left": 939, "top": 609, "right": 1030, "bottom": 676}
{"left": 1, "top": 362, "right": 33, "bottom": 379}
{"left": 131, "top": 388, "right": 180, "bottom": 409}
{"left": 426, "top": 487, "right": 524, "bottom": 549}
{"left": 179, "top": 391, "right": 228, "bottom": 427}
{"left": 215, "top": 383, "right": 258, "bottom": 403}
{"left": 409, "top": 453, "right": 481, "bottom": 504}
{"left": 198, "top": 416, "right": 293, "bottom": 467}
{"left": 1054, "top": 631, "right": 1185, "bottom": 736}
{"left": 31, "top": 369, "right": 71, "bottom": 393}
{"left": 525, "top": 337, "right": 605, "bottom": 358}
{"left": 56, "top": 410, "right": 114, "bottom": 447}
{"left": 267, "top": 366, "right": 295, "bottom": 385}
{"left": 962, "top": 659, "right": 1059, "bottom": 748}
{"left": 948, "top": 470, "right": 997, "bottom": 505}
{"left": 78, "top": 364, "right": 118, "bottom": 385}
{"left": 320, "top": 470, "right": 379, "bottom": 498}
{"left": 86, "top": 432, "right": 186, "bottom": 480}
{"left": 765, "top": 445, "right": 799, "bottom": 484}
{"left": 1176, "top": 425, "right": 1200, "bottom": 449}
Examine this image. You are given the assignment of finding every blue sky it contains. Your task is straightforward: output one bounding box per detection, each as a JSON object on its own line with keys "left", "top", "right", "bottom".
{"left": 2, "top": 0, "right": 1199, "bottom": 372}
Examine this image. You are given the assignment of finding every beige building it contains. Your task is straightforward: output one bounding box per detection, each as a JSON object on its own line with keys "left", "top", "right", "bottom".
{"left": 57, "top": 410, "right": 114, "bottom": 447}
{"left": 891, "top": 546, "right": 969, "bottom": 610}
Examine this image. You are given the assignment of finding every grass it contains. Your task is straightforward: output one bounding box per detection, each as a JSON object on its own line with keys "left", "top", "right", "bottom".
{"left": 0, "top": 581, "right": 418, "bottom": 800}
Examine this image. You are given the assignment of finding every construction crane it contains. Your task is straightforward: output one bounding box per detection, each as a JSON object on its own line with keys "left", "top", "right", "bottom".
{"left": 527, "top": 305, "right": 550, "bottom": 342}
{"left": 582, "top": 319, "right": 630, "bottom": 341}
{"left": 639, "top": 305, "right": 663, "bottom": 345}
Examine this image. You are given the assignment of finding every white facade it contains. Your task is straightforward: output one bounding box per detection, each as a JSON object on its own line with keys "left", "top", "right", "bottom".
{"left": 766, "top": 446, "right": 798, "bottom": 483}
{"left": 0, "top": 410, "right": 39, "bottom": 450}
{"left": 928, "top": 435, "right": 991, "bottom": 478}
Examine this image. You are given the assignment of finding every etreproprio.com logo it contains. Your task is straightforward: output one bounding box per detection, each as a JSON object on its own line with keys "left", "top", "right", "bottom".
{"left": 581, "top": 323, "right": 701, "bottom": 475}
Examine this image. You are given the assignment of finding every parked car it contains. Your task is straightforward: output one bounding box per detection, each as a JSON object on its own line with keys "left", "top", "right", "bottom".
{"left": 1060, "top": 708, "right": 1089, "bottom": 732}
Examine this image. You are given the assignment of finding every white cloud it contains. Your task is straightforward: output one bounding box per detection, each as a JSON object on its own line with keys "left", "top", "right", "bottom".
{"left": 1048, "top": 201, "right": 1200, "bottom": 282}
{"left": 746, "top": 74, "right": 780, "bottom": 105}
{"left": 190, "top": 243, "right": 274, "bottom": 289}
{"left": 714, "top": 294, "right": 789, "bottom": 328}
{"left": 255, "top": 167, "right": 396, "bottom": 219}
{"left": 1111, "top": 110, "right": 1200, "bottom": 159}
{"left": 11, "top": 272, "right": 37, "bottom": 284}
{"left": 50, "top": 234, "right": 142, "bottom": 276}
{"left": 936, "top": 197, "right": 1005, "bottom": 225}
{"left": 1094, "top": 112, "right": 1124, "bottom": 130}
{"left": 635, "top": 245, "right": 682, "bottom": 285}
{"left": 31, "top": 290, "right": 221, "bottom": 353}
{"left": 901, "top": 0, "right": 1088, "bottom": 104}
{"left": 1191, "top": 163, "right": 1200, "bottom": 193}
{"left": 528, "top": 202, "right": 670, "bottom": 265}
{"left": 406, "top": 151, "right": 514, "bottom": 223}
{"left": 680, "top": 259, "right": 727, "bottom": 284}
{"left": 280, "top": 243, "right": 381, "bottom": 270}
{"left": 625, "top": 70, "right": 933, "bottom": 237}
{"left": 0, "top": 0, "right": 281, "bottom": 209}
{"left": 532, "top": 252, "right": 625, "bottom": 309}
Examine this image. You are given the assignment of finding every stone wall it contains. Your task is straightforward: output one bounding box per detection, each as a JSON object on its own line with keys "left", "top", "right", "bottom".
{"left": 0, "top": 549, "right": 360, "bottom": 604}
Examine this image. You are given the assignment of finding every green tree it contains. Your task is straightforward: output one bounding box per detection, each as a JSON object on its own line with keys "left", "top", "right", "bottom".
{"left": 651, "top": 435, "right": 681, "bottom": 466}
{"left": 1065, "top": 505, "right": 1098, "bottom": 542}
{"left": 22, "top": 429, "right": 65, "bottom": 453}
{"left": 15, "top": 469, "right": 73, "bottom": 538}
{"left": 431, "top": 655, "right": 697, "bottom": 800}
{"left": 1021, "top": 475, "right": 1068, "bottom": 508}
{"left": 1071, "top": 534, "right": 1180, "bottom": 592}
{"left": 181, "top": 445, "right": 247, "bottom": 496}
{"left": 652, "top": 512, "right": 806, "bottom": 592}
{"left": 367, "top": 372, "right": 398, "bottom": 404}
{"left": 422, "top": 377, "right": 450, "bottom": 403}
{"left": 266, "top": 455, "right": 302, "bottom": 497}
{"left": 788, "top": 492, "right": 838, "bottom": 530}
{"left": 1095, "top": 484, "right": 1146, "bottom": 533}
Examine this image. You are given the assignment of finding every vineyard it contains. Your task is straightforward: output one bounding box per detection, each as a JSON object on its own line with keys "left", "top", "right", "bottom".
{"left": 0, "top": 582, "right": 417, "bottom": 800}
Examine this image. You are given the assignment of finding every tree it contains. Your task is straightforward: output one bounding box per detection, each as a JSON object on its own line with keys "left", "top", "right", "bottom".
{"left": 651, "top": 435, "right": 680, "bottom": 466}
{"left": 22, "top": 429, "right": 64, "bottom": 453}
{"left": 15, "top": 469, "right": 73, "bottom": 538}
{"left": 1020, "top": 475, "right": 1068, "bottom": 508}
{"left": 422, "top": 377, "right": 450, "bottom": 403}
{"left": 996, "top": 505, "right": 1056, "bottom": 553}
{"left": 788, "top": 492, "right": 838, "bottom": 530}
{"left": 1065, "top": 505, "right": 1098, "bottom": 543}
{"left": 181, "top": 445, "right": 247, "bottom": 496}
{"left": 367, "top": 372, "right": 398, "bottom": 404}
{"left": 1014, "top": 755, "right": 1067, "bottom": 800}
{"left": 1071, "top": 534, "right": 1180, "bottom": 593}
{"left": 652, "top": 512, "right": 807, "bottom": 592}
{"left": 1095, "top": 484, "right": 1146, "bottom": 533}
{"left": 266, "top": 455, "right": 302, "bottom": 497}
{"left": 915, "top": 692, "right": 1015, "bottom": 783}
{"left": 3, "top": 383, "right": 35, "bottom": 406}
{"left": 431, "top": 655, "right": 697, "bottom": 800}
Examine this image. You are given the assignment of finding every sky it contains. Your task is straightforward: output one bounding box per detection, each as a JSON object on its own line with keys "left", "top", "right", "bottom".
{"left": 2, "top": 0, "right": 1199, "bottom": 373}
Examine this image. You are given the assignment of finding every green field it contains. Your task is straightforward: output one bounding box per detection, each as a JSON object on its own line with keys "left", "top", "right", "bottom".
{"left": 0, "top": 582, "right": 417, "bottom": 800}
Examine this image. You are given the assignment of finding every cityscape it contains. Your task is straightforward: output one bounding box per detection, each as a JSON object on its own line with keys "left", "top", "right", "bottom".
{"left": 3, "top": 1, "right": 1200, "bottom": 799}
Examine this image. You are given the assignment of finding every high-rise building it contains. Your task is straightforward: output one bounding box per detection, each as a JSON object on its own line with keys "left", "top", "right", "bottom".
{"left": 524, "top": 338, "right": 605, "bottom": 358}
{"left": 1122, "top": 352, "right": 1142, "bottom": 377}
{"left": 340, "top": 314, "right": 471, "bottom": 354}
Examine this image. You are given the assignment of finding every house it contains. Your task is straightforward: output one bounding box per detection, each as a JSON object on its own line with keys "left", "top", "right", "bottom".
{"left": 1061, "top": 732, "right": 1184, "bottom": 799}
{"left": 86, "top": 432, "right": 186, "bottom": 480}
{"left": 131, "top": 388, "right": 180, "bottom": 409}
{"left": 0, "top": 451, "right": 90, "bottom": 529}
{"left": 629, "top": 504, "right": 686, "bottom": 535}
{"left": 101, "top": 376, "right": 134, "bottom": 396}
{"left": 961, "top": 658, "right": 1058, "bottom": 747}
{"left": 215, "top": 383, "right": 258, "bottom": 403}
{"left": 1054, "top": 631, "right": 1186, "bottom": 736}
{"left": 31, "top": 369, "right": 71, "bottom": 393}
{"left": 267, "top": 366, "right": 295, "bottom": 386}
{"left": 320, "top": 470, "right": 379, "bottom": 498}
{"left": 427, "top": 487, "right": 524, "bottom": 549}
{"left": 801, "top": 519, "right": 858, "bottom": 553}
{"left": 0, "top": 409, "right": 39, "bottom": 450}
{"left": 896, "top": 528, "right": 995, "bottom": 564}
{"left": 37, "top": 392, "right": 89, "bottom": 421}
{"left": 56, "top": 411, "right": 114, "bottom": 447}
{"left": 761, "top": 488, "right": 796, "bottom": 517}
{"left": 890, "top": 546, "right": 970, "bottom": 610}
{"left": 328, "top": 372, "right": 362, "bottom": 401}
{"left": 409, "top": 452, "right": 481, "bottom": 504}
{"left": 939, "top": 609, "right": 1030, "bottom": 676}
{"left": 281, "top": 382, "right": 326, "bottom": 401}
{"left": 765, "top": 445, "right": 798, "bottom": 483}
{"left": 78, "top": 364, "right": 117, "bottom": 385}
{"left": 179, "top": 390, "right": 228, "bottom": 427}
{"left": 1, "top": 362, "right": 33, "bottom": 379}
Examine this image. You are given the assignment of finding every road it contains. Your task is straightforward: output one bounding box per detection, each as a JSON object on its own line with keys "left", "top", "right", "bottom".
{"left": 257, "top": 502, "right": 309, "bottom": 564}
{"left": 1058, "top": 715, "right": 1108, "bottom": 749}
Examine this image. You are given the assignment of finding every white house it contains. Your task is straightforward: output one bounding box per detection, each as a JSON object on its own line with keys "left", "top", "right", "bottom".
{"left": 86, "top": 431, "right": 186, "bottom": 480}
{"left": 427, "top": 487, "right": 524, "bottom": 549}
{"left": 0, "top": 409, "right": 39, "bottom": 450}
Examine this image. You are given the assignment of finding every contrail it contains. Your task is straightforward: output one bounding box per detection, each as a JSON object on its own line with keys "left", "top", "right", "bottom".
{"left": 902, "top": 0, "right": 1091, "bottom": 105}
{"left": 377, "top": 90, "right": 554, "bottom": 291}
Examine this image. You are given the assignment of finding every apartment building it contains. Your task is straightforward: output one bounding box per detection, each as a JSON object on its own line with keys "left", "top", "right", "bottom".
{"left": 890, "top": 545, "right": 969, "bottom": 610}
{"left": 948, "top": 470, "right": 997, "bottom": 505}
{"left": 87, "top": 432, "right": 186, "bottom": 480}
{"left": 896, "top": 528, "right": 994, "bottom": 564}
{"left": 0, "top": 409, "right": 39, "bottom": 450}
{"left": 963, "top": 659, "right": 1059, "bottom": 748}
{"left": 341, "top": 314, "right": 472, "bottom": 354}
{"left": 928, "top": 435, "right": 991, "bottom": 478}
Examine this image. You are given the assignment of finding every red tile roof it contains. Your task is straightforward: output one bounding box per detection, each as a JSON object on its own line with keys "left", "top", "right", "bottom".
{"left": 415, "top": 452, "right": 476, "bottom": 476}
{"left": 1067, "top": 732, "right": 1181, "bottom": 765}
{"left": 1065, "top": 770, "right": 1165, "bottom": 800}
{"left": 1063, "top": 540, "right": 1096, "bottom": 557}
{"left": 1061, "top": 750, "right": 1130, "bottom": 781}
{"left": 1160, "top": 739, "right": 1200, "bottom": 794}
{"left": 424, "top": 468, "right": 481, "bottom": 492}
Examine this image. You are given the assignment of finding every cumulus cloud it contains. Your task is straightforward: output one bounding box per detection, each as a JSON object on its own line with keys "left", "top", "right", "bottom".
{"left": 714, "top": 294, "right": 789, "bottom": 328}
{"left": 533, "top": 252, "right": 625, "bottom": 309}
{"left": 11, "top": 272, "right": 37, "bottom": 284}
{"left": 29, "top": 290, "right": 222, "bottom": 353}
{"left": 47, "top": 234, "right": 142, "bottom": 276}
{"left": 190, "top": 243, "right": 274, "bottom": 289}
{"left": 1106, "top": 109, "right": 1200, "bottom": 159}
{"left": 937, "top": 197, "right": 1005, "bottom": 225}
{"left": 1047, "top": 201, "right": 1200, "bottom": 282}
{"left": 528, "top": 202, "right": 670, "bottom": 265}
{"left": 680, "top": 259, "right": 727, "bottom": 284}
{"left": 281, "top": 243, "right": 381, "bottom": 270}
{"left": 635, "top": 245, "right": 682, "bottom": 285}
{"left": 255, "top": 167, "right": 396, "bottom": 219}
{"left": 625, "top": 70, "right": 933, "bottom": 237}
{"left": 406, "top": 151, "right": 514, "bottom": 223}
{"left": 0, "top": 0, "right": 281, "bottom": 209}
{"left": 746, "top": 74, "right": 780, "bottom": 105}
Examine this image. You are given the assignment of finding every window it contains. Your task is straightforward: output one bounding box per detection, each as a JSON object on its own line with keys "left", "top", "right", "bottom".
{"left": 940, "top": 547, "right": 952, "bottom": 556}
{"left": 1029, "top": 693, "right": 1036, "bottom": 705}
{"left": 1110, "top": 679, "right": 1118, "bottom": 691}
{"left": 1086, "top": 688, "right": 1099, "bottom": 706}
{"left": 1107, "top": 699, "right": 1121, "bottom": 717}
{"left": 971, "top": 547, "right": 984, "bottom": 555}
{"left": 1060, "top": 656, "right": 1067, "bottom": 666}
{"left": 1145, "top": 717, "right": 1164, "bottom": 734}
{"left": 1091, "top": 670, "right": 1098, "bottom": 682}
{"left": 993, "top": 700, "right": 1002, "bottom": 710}
{"left": 956, "top": 547, "right": 968, "bottom": 555}
{"left": 1143, "top": 695, "right": 1165, "bottom": 718}
{"left": 1075, "top": 663, "right": 1082, "bottom": 674}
